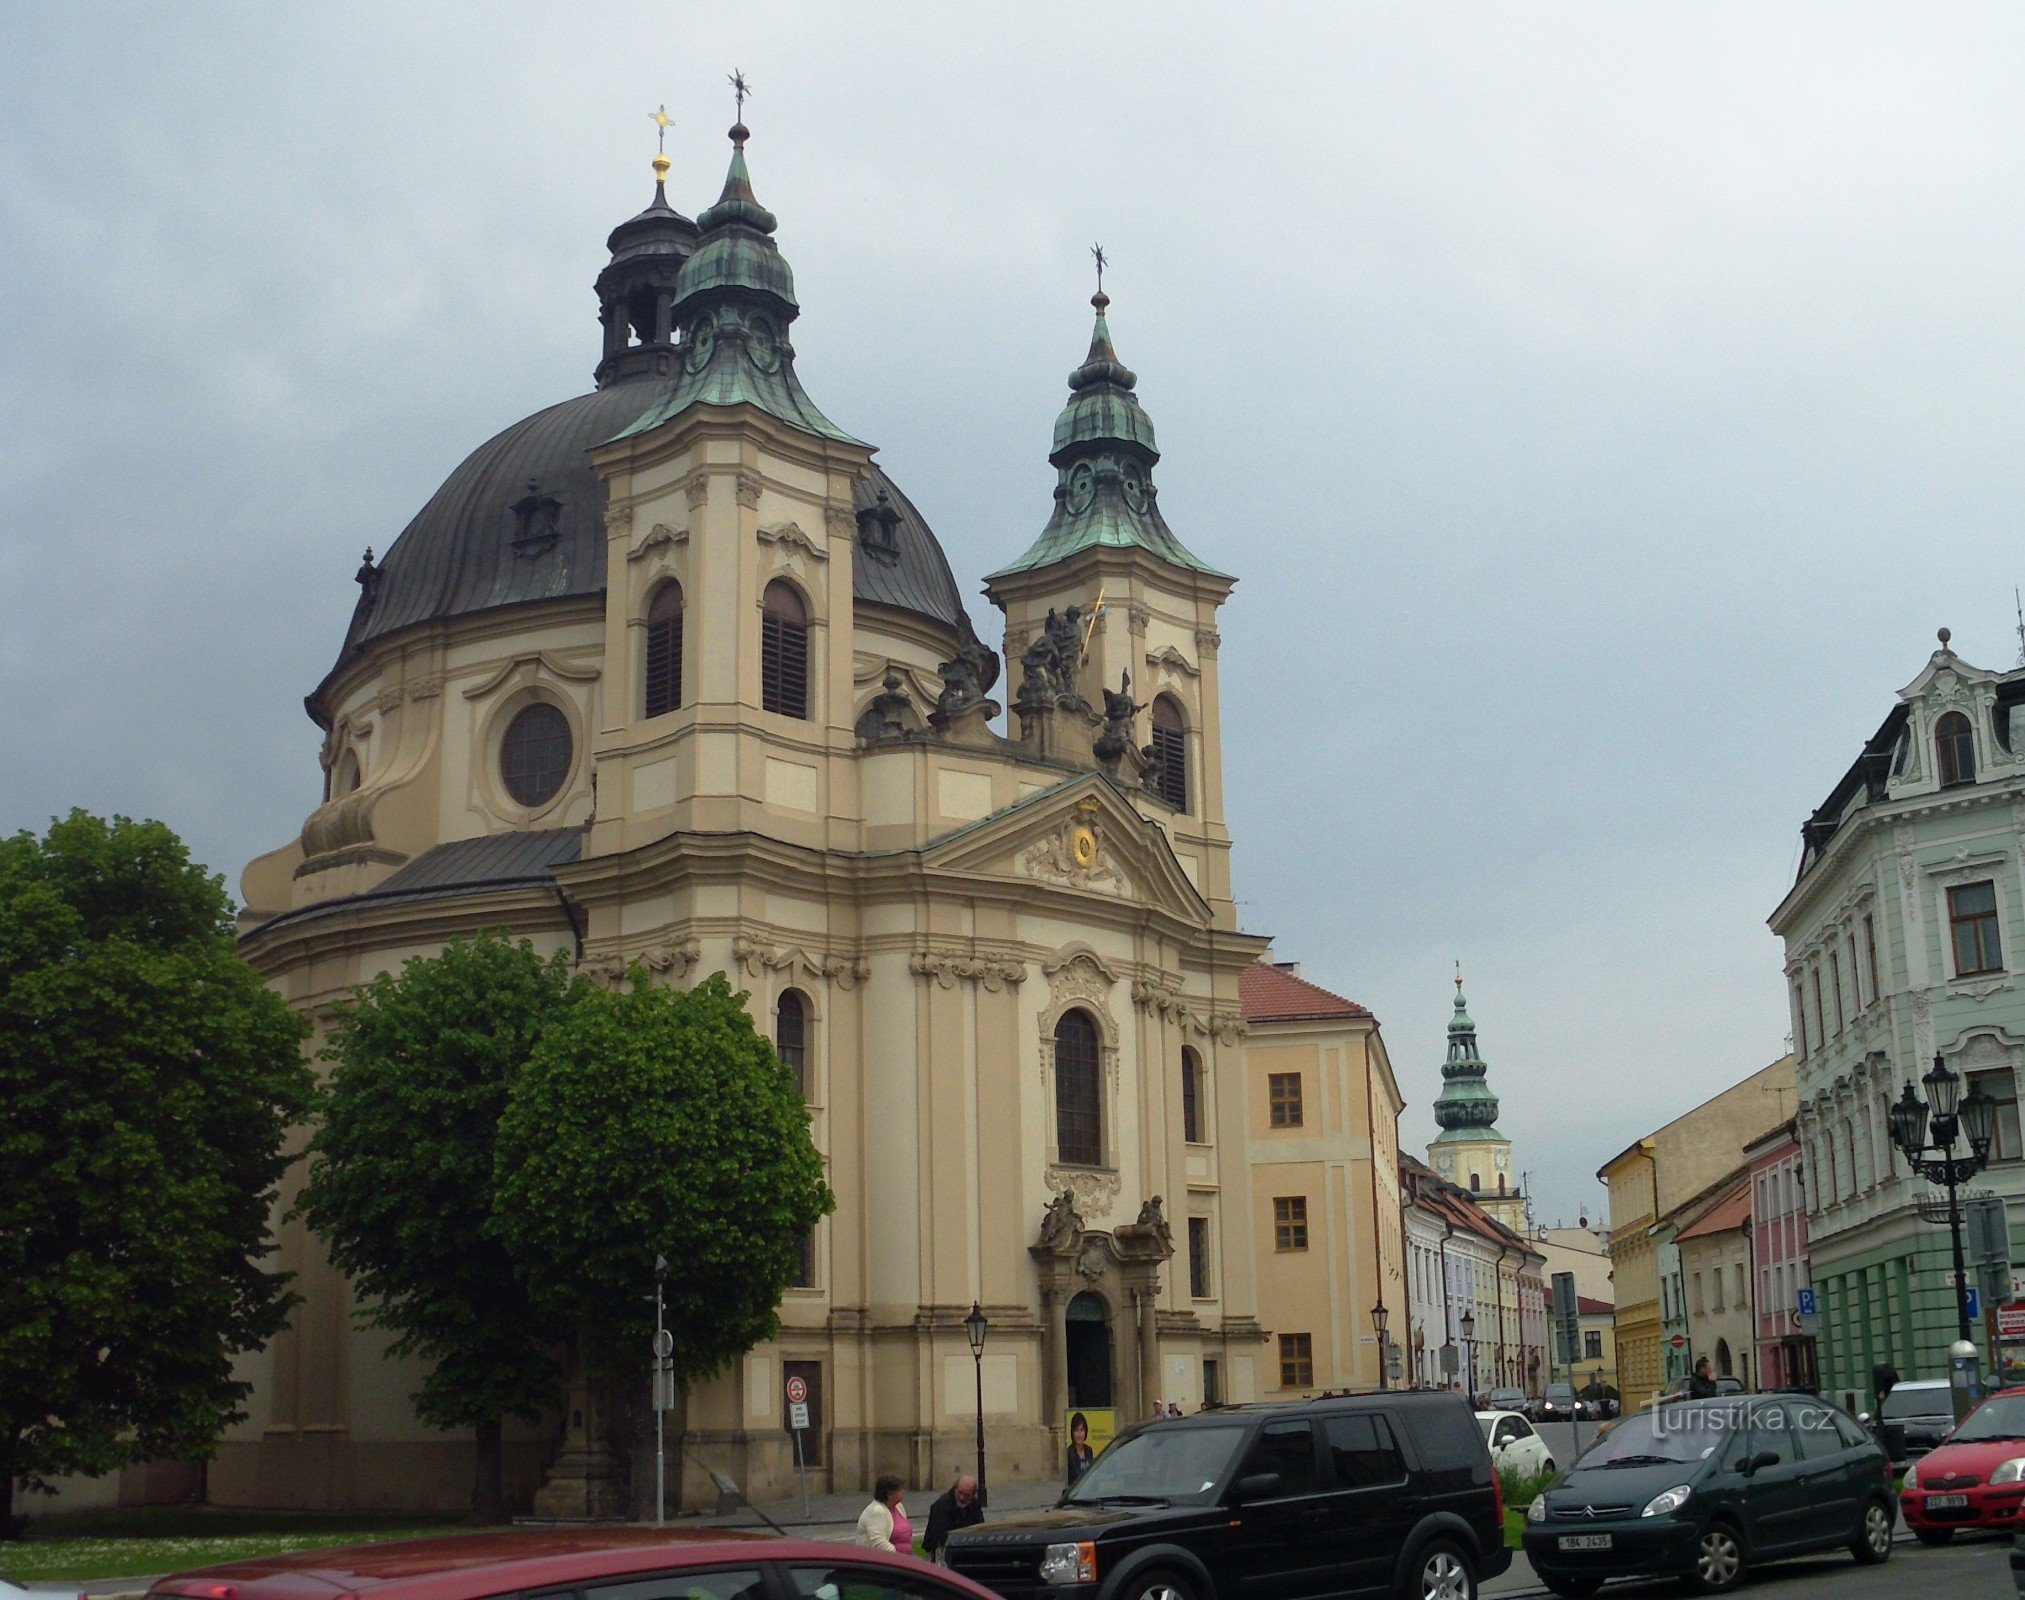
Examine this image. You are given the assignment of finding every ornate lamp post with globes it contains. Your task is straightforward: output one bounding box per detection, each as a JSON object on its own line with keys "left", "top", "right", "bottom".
{"left": 964, "top": 1301, "right": 989, "bottom": 1505}
{"left": 1887, "top": 1055, "right": 1998, "bottom": 1346}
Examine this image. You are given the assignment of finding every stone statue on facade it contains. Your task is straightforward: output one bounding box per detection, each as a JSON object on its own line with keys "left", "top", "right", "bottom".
{"left": 931, "top": 622, "right": 1002, "bottom": 737}
{"left": 1094, "top": 671, "right": 1142, "bottom": 768}
{"left": 1038, "top": 1188, "right": 1082, "bottom": 1249}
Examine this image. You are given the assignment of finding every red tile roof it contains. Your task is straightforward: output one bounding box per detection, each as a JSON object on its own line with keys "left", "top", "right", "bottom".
{"left": 1577, "top": 1295, "right": 1613, "bottom": 1316}
{"left": 1675, "top": 1176, "right": 1753, "bottom": 1242}
{"left": 1240, "top": 961, "right": 1371, "bottom": 1023}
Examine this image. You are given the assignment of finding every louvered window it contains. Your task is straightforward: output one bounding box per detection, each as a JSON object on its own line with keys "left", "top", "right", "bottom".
{"left": 643, "top": 582, "right": 683, "bottom": 717}
{"left": 1181, "top": 1045, "right": 1205, "bottom": 1143}
{"left": 762, "top": 580, "right": 809, "bottom": 719}
{"left": 1054, "top": 1009, "right": 1103, "bottom": 1166}
{"left": 776, "top": 989, "right": 809, "bottom": 1099}
{"left": 1151, "top": 695, "right": 1188, "bottom": 811}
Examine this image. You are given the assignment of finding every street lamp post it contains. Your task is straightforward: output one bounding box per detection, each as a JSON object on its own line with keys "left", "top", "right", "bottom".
{"left": 1887, "top": 1056, "right": 1997, "bottom": 1346}
{"left": 964, "top": 1302, "right": 989, "bottom": 1506}
{"left": 1372, "top": 1303, "right": 1390, "bottom": 1392}
{"left": 1459, "top": 1309, "right": 1477, "bottom": 1402}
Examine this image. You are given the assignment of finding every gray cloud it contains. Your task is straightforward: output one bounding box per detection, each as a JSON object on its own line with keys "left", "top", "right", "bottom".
{"left": 7, "top": 3, "right": 2025, "bottom": 1222}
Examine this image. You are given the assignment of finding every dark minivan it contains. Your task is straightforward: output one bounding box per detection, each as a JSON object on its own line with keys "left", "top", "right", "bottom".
{"left": 947, "top": 1391, "right": 1508, "bottom": 1600}
{"left": 1523, "top": 1395, "right": 1895, "bottom": 1596}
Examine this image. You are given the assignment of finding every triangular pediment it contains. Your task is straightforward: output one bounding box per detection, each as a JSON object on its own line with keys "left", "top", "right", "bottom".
{"left": 921, "top": 772, "right": 1212, "bottom": 923}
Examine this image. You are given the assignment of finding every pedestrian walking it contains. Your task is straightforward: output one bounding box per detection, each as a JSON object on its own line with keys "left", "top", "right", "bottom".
{"left": 856, "top": 1475, "right": 912, "bottom": 1554}
{"left": 922, "top": 1474, "right": 983, "bottom": 1562}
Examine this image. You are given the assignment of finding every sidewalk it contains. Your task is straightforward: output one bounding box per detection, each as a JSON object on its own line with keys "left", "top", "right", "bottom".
{"left": 691, "top": 1478, "right": 1066, "bottom": 1542}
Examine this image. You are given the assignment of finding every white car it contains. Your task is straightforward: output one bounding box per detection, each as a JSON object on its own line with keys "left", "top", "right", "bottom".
{"left": 1477, "top": 1407, "right": 1556, "bottom": 1475}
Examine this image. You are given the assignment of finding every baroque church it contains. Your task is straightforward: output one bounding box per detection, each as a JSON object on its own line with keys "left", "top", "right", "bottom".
{"left": 227, "top": 118, "right": 1395, "bottom": 1513}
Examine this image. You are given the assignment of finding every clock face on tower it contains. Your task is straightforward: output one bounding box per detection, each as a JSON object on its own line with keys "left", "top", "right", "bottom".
{"left": 1495, "top": 1149, "right": 1510, "bottom": 1171}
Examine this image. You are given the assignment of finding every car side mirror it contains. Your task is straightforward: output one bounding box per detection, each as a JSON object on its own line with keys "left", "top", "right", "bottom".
{"left": 1856, "top": 1412, "right": 1872, "bottom": 1426}
{"left": 1742, "top": 1450, "right": 1781, "bottom": 1474}
{"left": 1232, "top": 1472, "right": 1283, "bottom": 1504}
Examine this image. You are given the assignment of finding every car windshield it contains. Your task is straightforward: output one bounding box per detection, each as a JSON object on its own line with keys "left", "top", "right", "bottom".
{"left": 1061, "top": 1423, "right": 1248, "bottom": 1506}
{"left": 1953, "top": 1394, "right": 2025, "bottom": 1443}
{"left": 1577, "top": 1406, "right": 1739, "bottom": 1467}
{"left": 1882, "top": 1386, "right": 1952, "bottom": 1421}
{"left": 1490, "top": 1390, "right": 1525, "bottom": 1405}
{"left": 1547, "top": 1385, "right": 1574, "bottom": 1400}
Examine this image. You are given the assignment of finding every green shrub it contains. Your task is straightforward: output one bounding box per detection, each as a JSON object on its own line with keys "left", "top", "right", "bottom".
{"left": 1498, "top": 1462, "right": 1559, "bottom": 1508}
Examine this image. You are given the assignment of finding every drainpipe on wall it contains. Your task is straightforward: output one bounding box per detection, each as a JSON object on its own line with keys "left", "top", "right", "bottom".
{"left": 1439, "top": 1216, "right": 1457, "bottom": 1392}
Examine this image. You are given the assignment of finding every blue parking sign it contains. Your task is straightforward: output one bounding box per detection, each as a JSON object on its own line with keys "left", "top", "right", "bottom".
{"left": 1966, "top": 1286, "right": 1982, "bottom": 1321}
{"left": 1795, "top": 1287, "right": 1817, "bottom": 1317}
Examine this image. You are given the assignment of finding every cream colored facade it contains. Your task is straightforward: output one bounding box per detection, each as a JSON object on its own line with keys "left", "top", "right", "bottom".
{"left": 1239, "top": 970, "right": 1407, "bottom": 1397}
{"left": 208, "top": 136, "right": 1371, "bottom": 1515}
{"left": 1678, "top": 1210, "right": 1755, "bottom": 1386}
{"left": 1600, "top": 1058, "right": 1795, "bottom": 1407}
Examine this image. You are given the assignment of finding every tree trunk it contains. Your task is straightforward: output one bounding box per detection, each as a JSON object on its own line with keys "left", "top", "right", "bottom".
{"left": 0, "top": 1453, "right": 18, "bottom": 1542}
{"left": 470, "top": 1418, "right": 504, "bottom": 1525}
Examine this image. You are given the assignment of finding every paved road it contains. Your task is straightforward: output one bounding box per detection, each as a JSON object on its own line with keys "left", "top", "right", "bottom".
{"left": 1486, "top": 1529, "right": 2012, "bottom": 1599}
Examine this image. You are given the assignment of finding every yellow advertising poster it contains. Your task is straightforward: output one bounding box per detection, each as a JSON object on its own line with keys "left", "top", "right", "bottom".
{"left": 1063, "top": 1406, "right": 1119, "bottom": 1484}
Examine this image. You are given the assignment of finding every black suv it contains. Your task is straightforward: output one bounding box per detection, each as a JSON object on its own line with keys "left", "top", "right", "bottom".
{"left": 946, "top": 1391, "right": 1509, "bottom": 1600}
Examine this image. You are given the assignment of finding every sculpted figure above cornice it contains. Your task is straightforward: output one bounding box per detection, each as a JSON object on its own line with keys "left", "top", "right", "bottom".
{"left": 578, "top": 939, "right": 703, "bottom": 986}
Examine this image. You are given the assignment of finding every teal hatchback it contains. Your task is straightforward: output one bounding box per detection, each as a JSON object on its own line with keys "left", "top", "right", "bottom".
{"left": 1522, "top": 1395, "right": 1896, "bottom": 1596}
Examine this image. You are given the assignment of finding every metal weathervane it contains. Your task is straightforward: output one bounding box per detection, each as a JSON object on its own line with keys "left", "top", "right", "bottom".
{"left": 730, "top": 68, "right": 751, "bottom": 118}
{"left": 1091, "top": 241, "right": 1108, "bottom": 296}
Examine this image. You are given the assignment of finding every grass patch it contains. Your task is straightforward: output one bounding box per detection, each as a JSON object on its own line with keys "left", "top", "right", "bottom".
{"left": 1, "top": 1509, "right": 491, "bottom": 1584}
{"left": 1504, "top": 1508, "right": 1526, "bottom": 1550}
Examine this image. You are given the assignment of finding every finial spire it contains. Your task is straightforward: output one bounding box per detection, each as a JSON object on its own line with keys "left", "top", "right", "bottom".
{"left": 649, "top": 104, "right": 673, "bottom": 186}
{"left": 1454, "top": 960, "right": 1464, "bottom": 994}
{"left": 1090, "top": 241, "right": 1109, "bottom": 309}
{"left": 728, "top": 68, "right": 751, "bottom": 142}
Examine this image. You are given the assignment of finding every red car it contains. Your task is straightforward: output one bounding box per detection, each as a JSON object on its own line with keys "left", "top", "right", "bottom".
{"left": 148, "top": 1531, "right": 999, "bottom": 1600}
{"left": 1899, "top": 1389, "right": 2025, "bottom": 1543}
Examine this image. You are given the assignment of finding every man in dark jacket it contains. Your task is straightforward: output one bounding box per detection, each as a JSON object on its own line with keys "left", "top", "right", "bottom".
{"left": 1687, "top": 1357, "right": 1720, "bottom": 1399}
{"left": 922, "top": 1475, "right": 983, "bottom": 1563}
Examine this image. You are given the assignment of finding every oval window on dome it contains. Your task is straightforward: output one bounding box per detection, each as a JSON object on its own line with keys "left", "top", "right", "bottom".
{"left": 500, "top": 702, "right": 573, "bottom": 808}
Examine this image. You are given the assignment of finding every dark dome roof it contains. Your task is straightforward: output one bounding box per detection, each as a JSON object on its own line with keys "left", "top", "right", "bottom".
{"left": 324, "top": 379, "right": 973, "bottom": 701}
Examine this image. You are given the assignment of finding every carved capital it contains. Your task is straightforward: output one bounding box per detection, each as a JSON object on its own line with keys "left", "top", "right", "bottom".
{"left": 735, "top": 472, "right": 764, "bottom": 509}
{"left": 405, "top": 675, "right": 442, "bottom": 703}
{"left": 1127, "top": 603, "right": 1151, "bottom": 636}
{"left": 603, "top": 501, "right": 635, "bottom": 535}
{"left": 825, "top": 506, "right": 856, "bottom": 541}
{"left": 1194, "top": 628, "right": 1222, "bottom": 654}
{"left": 684, "top": 476, "right": 712, "bottom": 511}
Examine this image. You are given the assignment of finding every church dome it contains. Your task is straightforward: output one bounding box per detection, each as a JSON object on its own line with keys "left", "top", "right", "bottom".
{"left": 317, "top": 150, "right": 977, "bottom": 714}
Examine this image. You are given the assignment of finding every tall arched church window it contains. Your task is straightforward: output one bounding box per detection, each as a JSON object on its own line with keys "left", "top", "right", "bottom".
{"left": 1181, "top": 1045, "right": 1205, "bottom": 1143}
{"left": 644, "top": 582, "right": 684, "bottom": 717}
{"left": 1937, "top": 711, "right": 1976, "bottom": 787}
{"left": 761, "top": 580, "right": 810, "bottom": 719}
{"left": 776, "top": 988, "right": 809, "bottom": 1099}
{"left": 1054, "top": 1009, "right": 1103, "bottom": 1167}
{"left": 1151, "top": 695, "right": 1188, "bottom": 812}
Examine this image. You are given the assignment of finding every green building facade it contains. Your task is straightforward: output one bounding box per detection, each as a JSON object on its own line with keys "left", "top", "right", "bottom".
{"left": 1770, "top": 631, "right": 2025, "bottom": 1408}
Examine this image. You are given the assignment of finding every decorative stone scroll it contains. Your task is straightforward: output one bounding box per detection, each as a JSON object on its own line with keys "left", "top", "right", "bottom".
{"left": 577, "top": 939, "right": 702, "bottom": 986}
{"left": 627, "top": 523, "right": 688, "bottom": 562}
{"left": 909, "top": 949, "right": 1028, "bottom": 990}
{"left": 758, "top": 520, "right": 827, "bottom": 561}
{"left": 1045, "top": 1164, "right": 1121, "bottom": 1221}
{"left": 1144, "top": 644, "right": 1198, "bottom": 679}
{"left": 732, "top": 934, "right": 871, "bottom": 990}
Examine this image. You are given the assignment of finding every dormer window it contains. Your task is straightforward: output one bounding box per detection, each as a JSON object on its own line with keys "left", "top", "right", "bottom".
{"left": 1937, "top": 711, "right": 1977, "bottom": 787}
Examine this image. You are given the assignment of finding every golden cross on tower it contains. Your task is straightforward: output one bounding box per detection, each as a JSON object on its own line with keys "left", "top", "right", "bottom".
{"left": 729, "top": 68, "right": 751, "bottom": 119}
{"left": 650, "top": 104, "right": 673, "bottom": 155}
{"left": 1090, "top": 242, "right": 1108, "bottom": 297}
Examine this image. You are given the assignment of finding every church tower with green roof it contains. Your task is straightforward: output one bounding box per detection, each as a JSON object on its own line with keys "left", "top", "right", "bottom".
{"left": 984, "top": 278, "right": 1240, "bottom": 926}
{"left": 1427, "top": 974, "right": 1525, "bottom": 1228}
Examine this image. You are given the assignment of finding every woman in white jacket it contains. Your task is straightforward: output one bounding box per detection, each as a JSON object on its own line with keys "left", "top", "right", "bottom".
{"left": 855, "top": 1475, "right": 912, "bottom": 1554}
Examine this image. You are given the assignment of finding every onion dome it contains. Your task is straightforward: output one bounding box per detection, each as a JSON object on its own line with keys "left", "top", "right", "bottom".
{"left": 991, "top": 289, "right": 1223, "bottom": 578}
{"left": 1431, "top": 977, "right": 1505, "bottom": 1142}
{"left": 615, "top": 121, "right": 859, "bottom": 446}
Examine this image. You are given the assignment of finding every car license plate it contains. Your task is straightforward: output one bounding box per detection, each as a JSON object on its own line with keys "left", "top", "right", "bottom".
{"left": 1559, "top": 1535, "right": 1613, "bottom": 1551}
{"left": 1927, "top": 1493, "right": 1969, "bottom": 1509}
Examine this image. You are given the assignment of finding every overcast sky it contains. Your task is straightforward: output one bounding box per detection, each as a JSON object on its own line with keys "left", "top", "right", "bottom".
{"left": 9, "top": 4, "right": 2025, "bottom": 1225}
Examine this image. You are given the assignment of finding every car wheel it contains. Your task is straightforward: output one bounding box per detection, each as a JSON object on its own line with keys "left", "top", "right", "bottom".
{"left": 1116, "top": 1569, "right": 1200, "bottom": 1600}
{"left": 1683, "top": 1523, "right": 1746, "bottom": 1594}
{"left": 1849, "top": 1498, "right": 1893, "bottom": 1564}
{"left": 1913, "top": 1526, "right": 1954, "bottom": 1546}
{"left": 1406, "top": 1538, "right": 1476, "bottom": 1600}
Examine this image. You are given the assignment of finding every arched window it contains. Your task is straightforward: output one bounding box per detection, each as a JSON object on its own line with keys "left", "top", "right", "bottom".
{"left": 761, "top": 580, "right": 810, "bottom": 719}
{"left": 1150, "top": 695, "right": 1188, "bottom": 812}
{"left": 644, "top": 581, "right": 684, "bottom": 718}
{"left": 330, "top": 749, "right": 361, "bottom": 798}
{"left": 1181, "top": 1045, "right": 1205, "bottom": 1144}
{"left": 1937, "top": 711, "right": 1976, "bottom": 787}
{"left": 1054, "top": 1009, "right": 1103, "bottom": 1166}
{"left": 500, "top": 702, "right": 572, "bottom": 808}
{"left": 776, "top": 989, "right": 809, "bottom": 1099}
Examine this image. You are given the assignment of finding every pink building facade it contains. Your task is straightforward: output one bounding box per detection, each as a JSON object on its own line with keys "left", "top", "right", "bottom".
{"left": 1747, "top": 1121, "right": 1818, "bottom": 1390}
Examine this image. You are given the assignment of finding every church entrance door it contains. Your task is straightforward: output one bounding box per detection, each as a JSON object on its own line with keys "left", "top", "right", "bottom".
{"left": 1066, "top": 1291, "right": 1113, "bottom": 1408}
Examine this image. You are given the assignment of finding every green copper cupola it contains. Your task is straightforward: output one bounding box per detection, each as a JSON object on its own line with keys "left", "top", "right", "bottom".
{"left": 990, "top": 288, "right": 1223, "bottom": 578}
{"left": 614, "top": 117, "right": 860, "bottom": 446}
{"left": 1431, "top": 976, "right": 1505, "bottom": 1143}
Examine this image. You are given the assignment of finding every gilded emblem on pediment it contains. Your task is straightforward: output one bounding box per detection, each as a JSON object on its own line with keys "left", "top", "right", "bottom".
{"left": 1019, "top": 801, "right": 1130, "bottom": 895}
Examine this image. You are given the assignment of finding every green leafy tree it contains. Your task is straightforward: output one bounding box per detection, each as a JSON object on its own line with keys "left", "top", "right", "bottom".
{"left": 492, "top": 971, "right": 832, "bottom": 1498}
{"left": 0, "top": 812, "right": 312, "bottom": 1538}
{"left": 296, "top": 934, "right": 582, "bottom": 1523}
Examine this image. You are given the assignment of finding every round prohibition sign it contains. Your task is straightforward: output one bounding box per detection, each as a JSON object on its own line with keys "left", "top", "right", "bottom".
{"left": 785, "top": 1375, "right": 809, "bottom": 1405}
